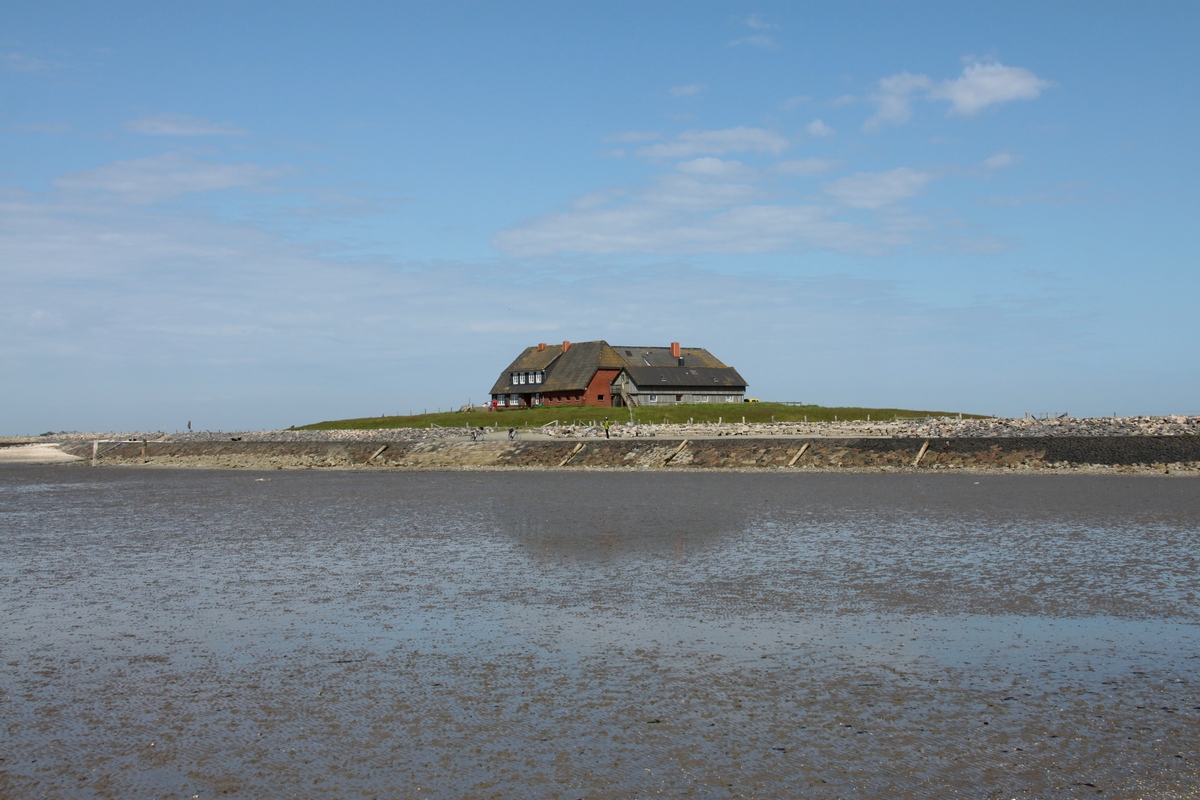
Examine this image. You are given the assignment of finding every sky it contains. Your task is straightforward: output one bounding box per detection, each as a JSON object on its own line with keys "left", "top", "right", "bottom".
{"left": 2, "top": 1, "right": 1198, "bottom": 433}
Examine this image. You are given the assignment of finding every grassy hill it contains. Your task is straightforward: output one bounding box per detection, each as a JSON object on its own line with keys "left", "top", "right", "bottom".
{"left": 295, "top": 402, "right": 984, "bottom": 431}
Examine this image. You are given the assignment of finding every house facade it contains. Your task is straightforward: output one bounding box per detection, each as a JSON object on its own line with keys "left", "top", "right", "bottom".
{"left": 489, "top": 340, "right": 747, "bottom": 408}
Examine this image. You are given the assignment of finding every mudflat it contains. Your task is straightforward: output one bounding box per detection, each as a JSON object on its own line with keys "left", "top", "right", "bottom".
{"left": 1, "top": 467, "right": 1197, "bottom": 797}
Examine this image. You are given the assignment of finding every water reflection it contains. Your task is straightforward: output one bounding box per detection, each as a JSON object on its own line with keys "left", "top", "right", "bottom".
{"left": 2, "top": 466, "right": 1198, "bottom": 798}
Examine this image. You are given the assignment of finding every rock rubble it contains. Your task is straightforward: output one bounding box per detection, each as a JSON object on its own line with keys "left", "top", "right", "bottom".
{"left": 10, "top": 414, "right": 1198, "bottom": 445}
{"left": 541, "top": 415, "right": 1200, "bottom": 439}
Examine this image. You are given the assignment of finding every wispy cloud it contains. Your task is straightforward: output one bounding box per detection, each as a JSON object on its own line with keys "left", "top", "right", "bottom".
{"left": 728, "top": 35, "right": 776, "bottom": 50}
{"left": 125, "top": 113, "right": 249, "bottom": 136}
{"left": 865, "top": 61, "right": 1051, "bottom": 131}
{"left": 670, "top": 84, "right": 705, "bottom": 97}
{"left": 773, "top": 158, "right": 838, "bottom": 177}
{"left": 824, "top": 168, "right": 933, "bottom": 209}
{"left": 1, "top": 51, "right": 66, "bottom": 73}
{"left": 806, "top": 119, "right": 835, "bottom": 138}
{"left": 981, "top": 151, "right": 1019, "bottom": 171}
{"left": 55, "top": 153, "right": 283, "bottom": 203}
{"left": 637, "top": 127, "right": 789, "bottom": 158}
{"left": 491, "top": 163, "right": 952, "bottom": 258}
{"left": 780, "top": 95, "right": 811, "bottom": 112}
{"left": 676, "top": 157, "right": 756, "bottom": 179}
{"left": 743, "top": 14, "right": 779, "bottom": 30}
{"left": 864, "top": 72, "right": 932, "bottom": 131}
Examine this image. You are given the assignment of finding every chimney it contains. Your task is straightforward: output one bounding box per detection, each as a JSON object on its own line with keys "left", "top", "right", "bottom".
{"left": 562, "top": 340, "right": 571, "bottom": 353}
{"left": 670, "top": 341, "right": 681, "bottom": 358}
{"left": 537, "top": 342, "right": 546, "bottom": 351}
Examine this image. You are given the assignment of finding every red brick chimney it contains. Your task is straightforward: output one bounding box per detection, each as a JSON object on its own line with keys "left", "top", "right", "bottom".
{"left": 537, "top": 342, "right": 546, "bottom": 351}
{"left": 562, "top": 340, "right": 571, "bottom": 353}
{"left": 670, "top": 341, "right": 681, "bottom": 358}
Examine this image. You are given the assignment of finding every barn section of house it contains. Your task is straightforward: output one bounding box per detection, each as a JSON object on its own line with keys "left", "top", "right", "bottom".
{"left": 489, "top": 340, "right": 748, "bottom": 408}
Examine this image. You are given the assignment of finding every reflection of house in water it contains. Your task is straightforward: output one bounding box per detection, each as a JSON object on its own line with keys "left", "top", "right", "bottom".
{"left": 489, "top": 340, "right": 748, "bottom": 409}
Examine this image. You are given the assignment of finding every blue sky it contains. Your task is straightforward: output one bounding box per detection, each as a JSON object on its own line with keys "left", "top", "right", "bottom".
{"left": 2, "top": 2, "right": 1197, "bottom": 433}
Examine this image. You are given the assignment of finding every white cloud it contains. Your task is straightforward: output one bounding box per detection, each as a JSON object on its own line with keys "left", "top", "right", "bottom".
{"left": 864, "top": 61, "right": 1051, "bottom": 130}
{"left": 489, "top": 165, "right": 947, "bottom": 258}
{"left": 54, "top": 153, "right": 282, "bottom": 203}
{"left": 773, "top": 158, "right": 838, "bottom": 177}
{"left": 670, "top": 84, "right": 705, "bottom": 97}
{"left": 492, "top": 198, "right": 883, "bottom": 257}
{"left": 806, "top": 119, "right": 835, "bottom": 138}
{"left": 982, "top": 151, "right": 1019, "bottom": 170}
{"left": 824, "top": 168, "right": 933, "bottom": 209}
{"left": 864, "top": 72, "right": 932, "bottom": 132}
{"left": 931, "top": 62, "right": 1052, "bottom": 116}
{"left": 727, "top": 35, "right": 776, "bottom": 49}
{"left": 639, "top": 174, "right": 764, "bottom": 210}
{"left": 125, "top": 113, "right": 249, "bottom": 136}
{"left": 675, "top": 157, "right": 755, "bottom": 179}
{"left": 780, "top": 95, "right": 811, "bottom": 111}
{"left": 637, "top": 127, "right": 789, "bottom": 158}
{"left": 743, "top": 14, "right": 779, "bottom": 29}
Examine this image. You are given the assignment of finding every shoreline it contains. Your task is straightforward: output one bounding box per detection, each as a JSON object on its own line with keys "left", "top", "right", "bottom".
{"left": 4, "top": 434, "right": 1194, "bottom": 474}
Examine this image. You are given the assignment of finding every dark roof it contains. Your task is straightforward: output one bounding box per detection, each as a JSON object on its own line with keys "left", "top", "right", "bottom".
{"left": 622, "top": 365, "right": 747, "bottom": 391}
{"left": 490, "top": 340, "right": 746, "bottom": 395}
{"left": 490, "top": 341, "right": 626, "bottom": 395}
{"left": 612, "top": 346, "right": 727, "bottom": 369}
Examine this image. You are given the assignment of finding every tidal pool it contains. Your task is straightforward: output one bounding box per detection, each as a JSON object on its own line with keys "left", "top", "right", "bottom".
{"left": 1, "top": 467, "right": 1197, "bottom": 797}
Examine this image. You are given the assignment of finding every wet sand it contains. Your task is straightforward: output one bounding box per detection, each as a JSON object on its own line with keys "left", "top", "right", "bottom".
{"left": 1, "top": 468, "right": 1197, "bottom": 798}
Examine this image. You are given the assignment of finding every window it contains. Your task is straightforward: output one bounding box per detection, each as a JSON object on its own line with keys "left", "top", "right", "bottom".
{"left": 597, "top": 394, "right": 605, "bottom": 401}
{"left": 699, "top": 395, "right": 709, "bottom": 403}
{"left": 648, "top": 395, "right": 658, "bottom": 404}
{"left": 675, "top": 395, "right": 683, "bottom": 402}
{"left": 727, "top": 395, "right": 738, "bottom": 403}
{"left": 535, "top": 371, "right": 543, "bottom": 384}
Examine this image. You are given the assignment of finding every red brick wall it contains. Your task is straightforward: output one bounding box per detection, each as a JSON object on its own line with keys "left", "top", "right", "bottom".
{"left": 586, "top": 369, "right": 619, "bottom": 406}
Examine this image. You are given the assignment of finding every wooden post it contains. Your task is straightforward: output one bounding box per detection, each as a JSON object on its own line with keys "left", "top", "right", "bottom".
{"left": 663, "top": 439, "right": 689, "bottom": 465}
{"left": 141, "top": 440, "right": 148, "bottom": 463}
{"left": 92, "top": 440, "right": 100, "bottom": 467}
{"left": 913, "top": 440, "right": 931, "bottom": 467}
{"left": 558, "top": 443, "right": 585, "bottom": 467}
{"left": 368, "top": 445, "right": 388, "bottom": 463}
{"left": 788, "top": 442, "right": 811, "bottom": 467}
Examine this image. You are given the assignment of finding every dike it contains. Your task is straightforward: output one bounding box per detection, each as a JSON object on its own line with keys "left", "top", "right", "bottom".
{"left": 58, "top": 436, "right": 1200, "bottom": 473}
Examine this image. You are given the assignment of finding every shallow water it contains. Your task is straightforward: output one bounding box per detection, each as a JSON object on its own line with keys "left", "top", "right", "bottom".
{"left": 1, "top": 467, "right": 1198, "bottom": 798}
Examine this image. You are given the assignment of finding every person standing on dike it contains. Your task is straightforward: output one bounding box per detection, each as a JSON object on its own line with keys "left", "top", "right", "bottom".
{"left": 603, "top": 417, "right": 611, "bottom": 439}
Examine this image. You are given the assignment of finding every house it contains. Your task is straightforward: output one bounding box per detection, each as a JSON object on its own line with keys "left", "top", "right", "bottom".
{"left": 488, "top": 340, "right": 748, "bottom": 408}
